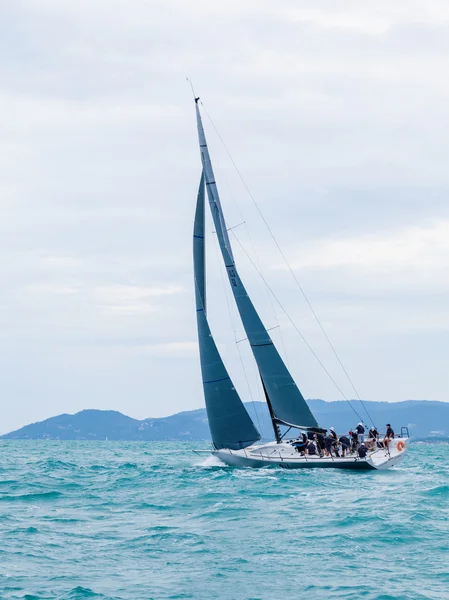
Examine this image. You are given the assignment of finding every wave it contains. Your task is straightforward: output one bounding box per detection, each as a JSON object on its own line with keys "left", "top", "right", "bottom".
{"left": 197, "top": 455, "right": 227, "bottom": 468}
{"left": 64, "top": 587, "right": 105, "bottom": 599}
{"left": 0, "top": 490, "right": 62, "bottom": 502}
{"left": 0, "top": 441, "right": 447, "bottom": 600}
{"left": 88, "top": 464, "right": 109, "bottom": 471}
{"left": 422, "top": 484, "right": 449, "bottom": 497}
{"left": 41, "top": 459, "right": 78, "bottom": 470}
{"left": 8, "top": 526, "right": 39, "bottom": 534}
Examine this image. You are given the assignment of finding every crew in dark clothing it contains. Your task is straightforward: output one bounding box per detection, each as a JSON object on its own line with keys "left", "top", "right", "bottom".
{"left": 292, "top": 440, "right": 307, "bottom": 454}
{"left": 339, "top": 435, "right": 350, "bottom": 457}
{"left": 383, "top": 424, "right": 395, "bottom": 448}
{"left": 350, "top": 430, "right": 358, "bottom": 453}
{"left": 307, "top": 431, "right": 315, "bottom": 441}
{"left": 368, "top": 427, "right": 379, "bottom": 439}
{"left": 329, "top": 427, "right": 338, "bottom": 440}
{"left": 355, "top": 422, "right": 365, "bottom": 445}
{"left": 307, "top": 441, "right": 317, "bottom": 455}
{"left": 325, "top": 435, "right": 333, "bottom": 456}
{"left": 316, "top": 432, "right": 326, "bottom": 457}
{"left": 329, "top": 427, "right": 340, "bottom": 457}
{"left": 368, "top": 427, "right": 379, "bottom": 449}
{"left": 358, "top": 443, "right": 368, "bottom": 458}
{"left": 302, "top": 432, "right": 308, "bottom": 444}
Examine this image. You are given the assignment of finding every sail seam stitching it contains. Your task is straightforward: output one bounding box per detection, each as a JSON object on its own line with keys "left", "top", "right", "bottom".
{"left": 203, "top": 376, "right": 231, "bottom": 384}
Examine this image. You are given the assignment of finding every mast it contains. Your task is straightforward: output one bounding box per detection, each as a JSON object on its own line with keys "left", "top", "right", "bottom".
{"left": 194, "top": 99, "right": 322, "bottom": 436}
{"left": 261, "top": 377, "right": 281, "bottom": 443}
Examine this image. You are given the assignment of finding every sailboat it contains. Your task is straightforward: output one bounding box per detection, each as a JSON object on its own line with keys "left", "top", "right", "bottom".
{"left": 193, "top": 98, "right": 408, "bottom": 470}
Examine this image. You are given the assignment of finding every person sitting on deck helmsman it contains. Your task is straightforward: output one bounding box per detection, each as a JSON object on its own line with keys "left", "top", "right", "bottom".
{"left": 383, "top": 424, "right": 395, "bottom": 448}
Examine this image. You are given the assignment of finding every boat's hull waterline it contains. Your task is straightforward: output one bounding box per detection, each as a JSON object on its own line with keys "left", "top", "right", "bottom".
{"left": 213, "top": 439, "right": 407, "bottom": 470}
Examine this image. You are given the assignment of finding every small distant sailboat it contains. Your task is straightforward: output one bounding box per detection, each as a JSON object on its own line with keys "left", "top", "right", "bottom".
{"left": 193, "top": 98, "right": 408, "bottom": 470}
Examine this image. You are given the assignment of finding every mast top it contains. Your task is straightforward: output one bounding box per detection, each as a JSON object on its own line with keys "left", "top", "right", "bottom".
{"left": 186, "top": 77, "right": 199, "bottom": 104}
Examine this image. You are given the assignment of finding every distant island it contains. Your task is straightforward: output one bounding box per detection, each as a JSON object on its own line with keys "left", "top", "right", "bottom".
{"left": 1, "top": 400, "right": 448, "bottom": 441}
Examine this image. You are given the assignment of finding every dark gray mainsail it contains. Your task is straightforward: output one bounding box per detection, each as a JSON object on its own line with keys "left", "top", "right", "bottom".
{"left": 194, "top": 101, "right": 320, "bottom": 433}
{"left": 194, "top": 172, "right": 260, "bottom": 450}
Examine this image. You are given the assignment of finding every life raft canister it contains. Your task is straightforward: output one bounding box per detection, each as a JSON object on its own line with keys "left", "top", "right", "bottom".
{"left": 397, "top": 440, "right": 405, "bottom": 452}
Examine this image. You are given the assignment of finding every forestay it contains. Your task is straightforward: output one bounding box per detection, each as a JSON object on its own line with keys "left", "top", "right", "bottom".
{"left": 193, "top": 172, "right": 261, "bottom": 450}
{"left": 195, "top": 102, "right": 320, "bottom": 432}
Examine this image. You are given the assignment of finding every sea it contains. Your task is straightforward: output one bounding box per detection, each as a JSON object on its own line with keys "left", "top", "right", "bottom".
{"left": 0, "top": 441, "right": 447, "bottom": 600}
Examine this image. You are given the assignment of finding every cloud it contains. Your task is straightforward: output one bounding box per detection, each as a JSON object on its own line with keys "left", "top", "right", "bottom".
{"left": 94, "top": 284, "right": 184, "bottom": 315}
{"left": 1, "top": 0, "right": 449, "bottom": 432}
{"left": 138, "top": 341, "right": 198, "bottom": 357}
{"left": 283, "top": 219, "right": 449, "bottom": 290}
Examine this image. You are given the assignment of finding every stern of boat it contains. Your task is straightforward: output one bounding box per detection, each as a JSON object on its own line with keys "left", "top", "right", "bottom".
{"left": 367, "top": 430, "right": 409, "bottom": 469}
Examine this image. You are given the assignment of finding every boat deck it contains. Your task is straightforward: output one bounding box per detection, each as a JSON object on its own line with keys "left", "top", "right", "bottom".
{"left": 213, "top": 438, "right": 408, "bottom": 470}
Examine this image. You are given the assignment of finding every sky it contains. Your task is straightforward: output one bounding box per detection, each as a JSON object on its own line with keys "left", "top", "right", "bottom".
{"left": 1, "top": 0, "right": 448, "bottom": 433}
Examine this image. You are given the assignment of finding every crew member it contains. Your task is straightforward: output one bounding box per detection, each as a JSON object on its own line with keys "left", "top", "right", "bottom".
{"left": 325, "top": 434, "right": 334, "bottom": 457}
{"left": 355, "top": 422, "right": 365, "bottom": 445}
{"left": 358, "top": 442, "right": 368, "bottom": 459}
{"left": 368, "top": 426, "right": 379, "bottom": 449}
{"left": 292, "top": 439, "right": 307, "bottom": 454}
{"left": 307, "top": 440, "right": 317, "bottom": 455}
{"left": 316, "top": 432, "right": 326, "bottom": 457}
{"left": 349, "top": 430, "right": 358, "bottom": 453}
{"left": 339, "top": 434, "right": 350, "bottom": 457}
{"left": 329, "top": 427, "right": 340, "bottom": 456}
{"left": 383, "top": 424, "right": 395, "bottom": 448}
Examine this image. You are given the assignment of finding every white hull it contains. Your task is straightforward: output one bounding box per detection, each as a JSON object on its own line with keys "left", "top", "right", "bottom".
{"left": 213, "top": 438, "right": 408, "bottom": 470}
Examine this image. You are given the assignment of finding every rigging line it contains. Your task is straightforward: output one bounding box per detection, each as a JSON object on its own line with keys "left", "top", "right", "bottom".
{"left": 211, "top": 229, "right": 265, "bottom": 438}
{"left": 226, "top": 222, "right": 246, "bottom": 232}
{"left": 186, "top": 77, "right": 197, "bottom": 100}
{"left": 238, "top": 209, "right": 291, "bottom": 369}
{"left": 209, "top": 154, "right": 271, "bottom": 297}
{"left": 207, "top": 134, "right": 290, "bottom": 368}
{"left": 237, "top": 220, "right": 287, "bottom": 415}
{"left": 228, "top": 228, "right": 365, "bottom": 423}
{"left": 207, "top": 158, "right": 273, "bottom": 431}
{"left": 211, "top": 150, "right": 286, "bottom": 370}
{"left": 248, "top": 240, "right": 291, "bottom": 368}
{"left": 196, "top": 100, "right": 283, "bottom": 333}
{"left": 239, "top": 220, "right": 287, "bottom": 363}
{"left": 200, "top": 101, "right": 374, "bottom": 426}
{"left": 276, "top": 315, "right": 291, "bottom": 369}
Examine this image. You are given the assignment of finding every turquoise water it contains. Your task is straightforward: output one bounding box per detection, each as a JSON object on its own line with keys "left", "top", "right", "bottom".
{"left": 0, "top": 442, "right": 447, "bottom": 600}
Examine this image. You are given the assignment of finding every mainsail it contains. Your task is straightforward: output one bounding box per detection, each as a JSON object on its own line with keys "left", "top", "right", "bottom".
{"left": 195, "top": 100, "right": 320, "bottom": 434}
{"left": 194, "top": 172, "right": 261, "bottom": 450}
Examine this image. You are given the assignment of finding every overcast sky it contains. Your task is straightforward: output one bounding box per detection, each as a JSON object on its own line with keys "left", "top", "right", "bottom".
{"left": 1, "top": 0, "right": 448, "bottom": 433}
